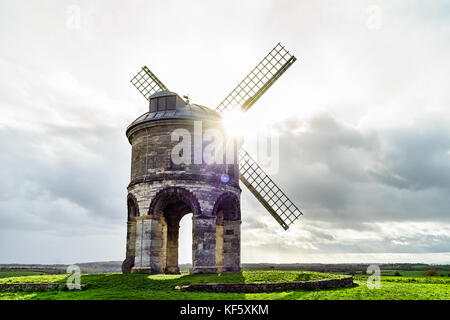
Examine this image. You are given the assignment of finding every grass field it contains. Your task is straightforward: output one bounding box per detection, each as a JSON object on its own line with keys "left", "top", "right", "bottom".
{"left": 0, "top": 270, "right": 448, "bottom": 300}
{"left": 381, "top": 270, "right": 450, "bottom": 277}
{"left": 0, "top": 271, "right": 45, "bottom": 278}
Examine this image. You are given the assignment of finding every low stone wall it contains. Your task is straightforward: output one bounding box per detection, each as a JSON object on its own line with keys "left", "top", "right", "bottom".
{"left": 0, "top": 283, "right": 87, "bottom": 292}
{"left": 175, "top": 276, "right": 353, "bottom": 293}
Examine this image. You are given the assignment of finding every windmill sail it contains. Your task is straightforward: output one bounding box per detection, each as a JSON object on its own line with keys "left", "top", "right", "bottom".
{"left": 130, "top": 43, "right": 302, "bottom": 230}
{"left": 131, "top": 66, "right": 169, "bottom": 101}
{"left": 239, "top": 149, "right": 302, "bottom": 230}
{"left": 215, "top": 43, "right": 302, "bottom": 229}
{"left": 216, "top": 43, "right": 296, "bottom": 113}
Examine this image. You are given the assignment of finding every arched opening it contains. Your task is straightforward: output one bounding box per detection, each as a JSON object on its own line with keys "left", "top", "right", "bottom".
{"left": 214, "top": 193, "right": 241, "bottom": 273}
{"left": 128, "top": 197, "right": 138, "bottom": 221}
{"left": 178, "top": 213, "right": 193, "bottom": 270}
{"left": 149, "top": 188, "right": 199, "bottom": 274}
{"left": 163, "top": 200, "right": 191, "bottom": 274}
{"left": 122, "top": 195, "right": 139, "bottom": 273}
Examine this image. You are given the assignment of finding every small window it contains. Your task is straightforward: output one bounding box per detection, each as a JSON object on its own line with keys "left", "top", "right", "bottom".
{"left": 166, "top": 95, "right": 176, "bottom": 110}
{"left": 150, "top": 99, "right": 157, "bottom": 112}
{"left": 157, "top": 97, "right": 166, "bottom": 111}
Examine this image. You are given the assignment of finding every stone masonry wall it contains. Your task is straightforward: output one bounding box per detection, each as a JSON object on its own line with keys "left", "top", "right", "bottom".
{"left": 126, "top": 118, "right": 241, "bottom": 274}
{"left": 0, "top": 283, "right": 87, "bottom": 292}
{"left": 176, "top": 277, "right": 354, "bottom": 293}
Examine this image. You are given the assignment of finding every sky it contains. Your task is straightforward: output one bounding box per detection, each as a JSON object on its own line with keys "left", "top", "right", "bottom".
{"left": 0, "top": 0, "right": 449, "bottom": 265}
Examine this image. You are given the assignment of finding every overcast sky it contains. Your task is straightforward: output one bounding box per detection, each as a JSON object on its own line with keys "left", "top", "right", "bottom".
{"left": 0, "top": 0, "right": 449, "bottom": 265}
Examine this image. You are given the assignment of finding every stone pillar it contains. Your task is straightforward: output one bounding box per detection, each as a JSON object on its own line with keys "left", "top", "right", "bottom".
{"left": 191, "top": 216, "right": 218, "bottom": 274}
{"left": 222, "top": 220, "right": 241, "bottom": 273}
{"left": 122, "top": 221, "right": 137, "bottom": 273}
{"left": 132, "top": 216, "right": 167, "bottom": 274}
{"left": 215, "top": 224, "right": 224, "bottom": 273}
{"left": 165, "top": 222, "right": 180, "bottom": 274}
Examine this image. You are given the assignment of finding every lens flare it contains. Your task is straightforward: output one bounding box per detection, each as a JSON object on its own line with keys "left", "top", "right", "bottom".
{"left": 220, "top": 173, "right": 230, "bottom": 183}
{"left": 222, "top": 109, "right": 249, "bottom": 137}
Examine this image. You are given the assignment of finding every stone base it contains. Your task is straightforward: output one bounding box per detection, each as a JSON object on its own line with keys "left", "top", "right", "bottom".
{"left": 190, "top": 266, "right": 219, "bottom": 274}
{"left": 165, "top": 266, "right": 180, "bottom": 274}
{"left": 121, "top": 257, "right": 135, "bottom": 274}
{"left": 131, "top": 267, "right": 160, "bottom": 274}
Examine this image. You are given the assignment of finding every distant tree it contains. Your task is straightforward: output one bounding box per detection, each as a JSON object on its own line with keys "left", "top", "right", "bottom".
{"left": 424, "top": 269, "right": 438, "bottom": 277}
{"left": 394, "top": 271, "right": 402, "bottom": 276}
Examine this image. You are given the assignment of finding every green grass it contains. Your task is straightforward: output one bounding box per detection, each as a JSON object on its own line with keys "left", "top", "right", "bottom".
{"left": 0, "top": 270, "right": 448, "bottom": 300}
{"left": 381, "top": 270, "right": 450, "bottom": 277}
{"left": 0, "top": 271, "right": 45, "bottom": 278}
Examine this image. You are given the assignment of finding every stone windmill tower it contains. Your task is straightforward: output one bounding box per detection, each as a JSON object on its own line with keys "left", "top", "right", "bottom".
{"left": 122, "top": 43, "right": 303, "bottom": 274}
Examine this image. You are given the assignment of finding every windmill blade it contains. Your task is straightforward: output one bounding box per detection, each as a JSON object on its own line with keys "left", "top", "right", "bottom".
{"left": 216, "top": 43, "right": 297, "bottom": 113}
{"left": 130, "top": 66, "right": 169, "bottom": 100}
{"left": 216, "top": 43, "right": 302, "bottom": 230}
{"left": 239, "top": 149, "right": 303, "bottom": 230}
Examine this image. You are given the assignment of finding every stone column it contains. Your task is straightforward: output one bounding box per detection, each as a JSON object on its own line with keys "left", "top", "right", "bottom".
{"left": 164, "top": 222, "right": 180, "bottom": 274}
{"left": 215, "top": 224, "right": 224, "bottom": 273}
{"left": 222, "top": 220, "right": 241, "bottom": 273}
{"left": 122, "top": 221, "right": 137, "bottom": 273}
{"left": 132, "top": 216, "right": 167, "bottom": 274}
{"left": 191, "top": 216, "right": 218, "bottom": 274}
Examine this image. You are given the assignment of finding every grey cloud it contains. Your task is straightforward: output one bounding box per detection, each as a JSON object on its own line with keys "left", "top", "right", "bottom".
{"left": 372, "top": 122, "right": 450, "bottom": 191}
{"left": 254, "top": 114, "right": 450, "bottom": 230}
{"left": 0, "top": 123, "right": 129, "bottom": 236}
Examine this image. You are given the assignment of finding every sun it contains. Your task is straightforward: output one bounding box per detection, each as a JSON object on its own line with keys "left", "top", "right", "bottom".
{"left": 221, "top": 109, "right": 253, "bottom": 138}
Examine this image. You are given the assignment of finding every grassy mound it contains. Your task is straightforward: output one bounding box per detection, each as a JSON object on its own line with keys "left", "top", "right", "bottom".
{"left": 0, "top": 270, "right": 342, "bottom": 299}
{"left": 0, "top": 270, "right": 341, "bottom": 285}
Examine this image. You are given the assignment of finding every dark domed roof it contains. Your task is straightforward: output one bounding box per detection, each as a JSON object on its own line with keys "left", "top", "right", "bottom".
{"left": 126, "top": 91, "right": 221, "bottom": 134}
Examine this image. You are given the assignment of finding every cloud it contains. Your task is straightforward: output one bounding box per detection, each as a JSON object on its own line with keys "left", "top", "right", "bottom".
{"left": 0, "top": 59, "right": 131, "bottom": 263}
{"left": 262, "top": 113, "right": 450, "bottom": 223}
{"left": 240, "top": 113, "right": 450, "bottom": 262}
{"left": 371, "top": 120, "right": 450, "bottom": 191}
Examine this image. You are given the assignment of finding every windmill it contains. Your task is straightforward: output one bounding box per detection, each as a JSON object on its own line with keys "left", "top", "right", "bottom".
{"left": 123, "top": 43, "right": 303, "bottom": 274}
{"left": 130, "top": 43, "right": 302, "bottom": 231}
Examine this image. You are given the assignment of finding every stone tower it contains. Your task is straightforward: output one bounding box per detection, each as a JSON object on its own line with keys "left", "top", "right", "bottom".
{"left": 122, "top": 91, "right": 241, "bottom": 274}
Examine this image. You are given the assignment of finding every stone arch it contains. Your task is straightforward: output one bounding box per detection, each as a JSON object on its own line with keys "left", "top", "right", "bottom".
{"left": 213, "top": 192, "right": 241, "bottom": 222}
{"left": 148, "top": 187, "right": 201, "bottom": 218}
{"left": 147, "top": 187, "right": 200, "bottom": 274}
{"left": 213, "top": 192, "right": 241, "bottom": 273}
{"left": 122, "top": 193, "right": 139, "bottom": 273}
{"left": 127, "top": 193, "right": 139, "bottom": 221}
